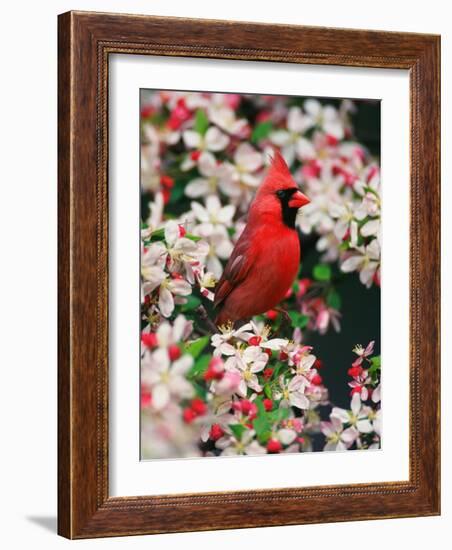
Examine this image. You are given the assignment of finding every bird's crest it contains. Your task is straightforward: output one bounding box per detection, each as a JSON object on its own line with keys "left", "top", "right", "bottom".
{"left": 257, "top": 148, "right": 298, "bottom": 196}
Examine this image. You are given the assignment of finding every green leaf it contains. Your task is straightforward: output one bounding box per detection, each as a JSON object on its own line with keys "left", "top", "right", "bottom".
{"left": 168, "top": 180, "right": 186, "bottom": 203}
{"left": 313, "top": 263, "right": 332, "bottom": 281}
{"left": 194, "top": 109, "right": 209, "bottom": 136}
{"left": 288, "top": 311, "right": 309, "bottom": 329}
{"left": 368, "top": 355, "right": 381, "bottom": 383}
{"left": 251, "top": 120, "right": 273, "bottom": 143}
{"left": 191, "top": 380, "right": 207, "bottom": 400}
{"left": 188, "top": 354, "right": 210, "bottom": 379}
{"left": 267, "top": 407, "right": 290, "bottom": 423}
{"left": 369, "top": 355, "right": 381, "bottom": 372}
{"left": 252, "top": 399, "right": 272, "bottom": 443}
{"left": 149, "top": 227, "right": 165, "bottom": 241}
{"left": 270, "top": 364, "right": 281, "bottom": 381}
{"left": 264, "top": 384, "right": 273, "bottom": 399}
{"left": 180, "top": 295, "right": 201, "bottom": 312}
{"left": 185, "top": 233, "right": 202, "bottom": 242}
{"left": 327, "top": 289, "right": 342, "bottom": 310}
{"left": 229, "top": 424, "right": 246, "bottom": 441}
{"left": 184, "top": 336, "right": 210, "bottom": 359}
{"left": 363, "top": 186, "right": 379, "bottom": 197}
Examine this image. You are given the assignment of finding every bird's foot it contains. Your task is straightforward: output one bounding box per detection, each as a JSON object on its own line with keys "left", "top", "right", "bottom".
{"left": 196, "top": 305, "right": 219, "bottom": 334}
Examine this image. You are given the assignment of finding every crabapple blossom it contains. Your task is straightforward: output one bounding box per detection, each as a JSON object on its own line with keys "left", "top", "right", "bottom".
{"left": 331, "top": 393, "right": 374, "bottom": 435}
{"left": 211, "top": 322, "right": 254, "bottom": 355}
{"left": 270, "top": 106, "right": 316, "bottom": 166}
{"left": 141, "top": 315, "right": 193, "bottom": 352}
{"left": 184, "top": 151, "right": 236, "bottom": 198}
{"left": 223, "top": 346, "right": 269, "bottom": 397}
{"left": 321, "top": 416, "right": 359, "bottom": 451}
{"left": 341, "top": 239, "right": 380, "bottom": 287}
{"left": 352, "top": 341, "right": 375, "bottom": 366}
{"left": 275, "top": 375, "right": 310, "bottom": 410}
{"left": 141, "top": 348, "right": 194, "bottom": 410}
{"left": 207, "top": 102, "right": 248, "bottom": 136}
{"left": 304, "top": 98, "right": 345, "bottom": 140}
{"left": 163, "top": 220, "right": 210, "bottom": 275}
{"left": 190, "top": 195, "right": 236, "bottom": 233}
{"left": 216, "top": 429, "right": 266, "bottom": 456}
{"left": 183, "top": 125, "right": 230, "bottom": 152}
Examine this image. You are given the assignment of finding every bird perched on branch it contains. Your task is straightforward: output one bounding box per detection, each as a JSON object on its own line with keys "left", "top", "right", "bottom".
{"left": 214, "top": 150, "right": 310, "bottom": 326}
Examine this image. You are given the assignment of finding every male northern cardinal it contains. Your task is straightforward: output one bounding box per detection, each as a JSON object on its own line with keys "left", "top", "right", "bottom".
{"left": 214, "top": 150, "right": 310, "bottom": 326}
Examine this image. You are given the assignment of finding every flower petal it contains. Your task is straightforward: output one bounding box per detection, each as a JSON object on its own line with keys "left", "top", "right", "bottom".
{"left": 183, "top": 130, "right": 201, "bottom": 149}
{"left": 185, "top": 178, "right": 210, "bottom": 198}
{"left": 159, "top": 287, "right": 175, "bottom": 318}
{"left": 152, "top": 383, "right": 170, "bottom": 410}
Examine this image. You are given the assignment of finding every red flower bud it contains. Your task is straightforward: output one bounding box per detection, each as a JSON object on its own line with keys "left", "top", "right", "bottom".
{"left": 256, "top": 110, "right": 271, "bottom": 123}
{"left": 178, "top": 224, "right": 186, "bottom": 238}
{"left": 297, "top": 278, "right": 312, "bottom": 297}
{"left": 140, "top": 390, "right": 152, "bottom": 408}
{"left": 332, "top": 163, "right": 343, "bottom": 177}
{"left": 279, "top": 351, "right": 289, "bottom": 361}
{"left": 342, "top": 228, "right": 351, "bottom": 242}
{"left": 366, "top": 165, "right": 379, "bottom": 183}
{"left": 348, "top": 366, "right": 363, "bottom": 378}
{"left": 168, "top": 344, "right": 181, "bottom": 361}
{"left": 190, "top": 150, "right": 202, "bottom": 161}
{"left": 248, "top": 336, "right": 262, "bottom": 346}
{"left": 266, "top": 309, "right": 278, "bottom": 321}
{"left": 267, "top": 439, "right": 282, "bottom": 453}
{"left": 190, "top": 398, "right": 207, "bottom": 416}
{"left": 311, "top": 374, "right": 323, "bottom": 386}
{"left": 240, "top": 399, "right": 254, "bottom": 416}
{"left": 350, "top": 386, "right": 363, "bottom": 396}
{"left": 141, "top": 332, "right": 158, "bottom": 349}
{"left": 182, "top": 408, "right": 197, "bottom": 423}
{"left": 162, "top": 188, "right": 171, "bottom": 204}
{"left": 263, "top": 348, "right": 273, "bottom": 358}
{"left": 203, "top": 357, "right": 224, "bottom": 381}
{"left": 140, "top": 105, "right": 155, "bottom": 118}
{"left": 160, "top": 175, "right": 174, "bottom": 189}
{"left": 326, "top": 134, "right": 339, "bottom": 147}
{"left": 373, "top": 270, "right": 381, "bottom": 287}
{"left": 263, "top": 367, "right": 274, "bottom": 380}
{"left": 209, "top": 424, "right": 224, "bottom": 441}
{"left": 263, "top": 399, "right": 273, "bottom": 412}
{"left": 343, "top": 171, "right": 357, "bottom": 186}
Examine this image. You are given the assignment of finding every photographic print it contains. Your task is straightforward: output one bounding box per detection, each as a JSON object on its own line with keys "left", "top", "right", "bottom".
{"left": 140, "top": 90, "right": 381, "bottom": 460}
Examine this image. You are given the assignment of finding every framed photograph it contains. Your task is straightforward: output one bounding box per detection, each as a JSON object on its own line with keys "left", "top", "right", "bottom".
{"left": 58, "top": 11, "right": 440, "bottom": 538}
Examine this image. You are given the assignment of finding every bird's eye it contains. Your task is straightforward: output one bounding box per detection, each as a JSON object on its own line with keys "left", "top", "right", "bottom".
{"left": 276, "top": 188, "right": 298, "bottom": 200}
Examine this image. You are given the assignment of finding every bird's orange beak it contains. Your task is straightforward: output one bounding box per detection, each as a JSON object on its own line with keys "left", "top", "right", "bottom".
{"left": 288, "top": 190, "right": 310, "bottom": 209}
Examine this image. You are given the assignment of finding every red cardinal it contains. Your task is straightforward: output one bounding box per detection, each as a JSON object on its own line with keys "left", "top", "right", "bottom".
{"left": 214, "top": 150, "right": 310, "bottom": 326}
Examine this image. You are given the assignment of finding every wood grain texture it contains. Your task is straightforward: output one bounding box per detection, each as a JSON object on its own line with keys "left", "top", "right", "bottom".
{"left": 57, "top": 10, "right": 440, "bottom": 539}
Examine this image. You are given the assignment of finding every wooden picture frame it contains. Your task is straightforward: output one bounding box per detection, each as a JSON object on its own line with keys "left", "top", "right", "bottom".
{"left": 58, "top": 10, "right": 440, "bottom": 538}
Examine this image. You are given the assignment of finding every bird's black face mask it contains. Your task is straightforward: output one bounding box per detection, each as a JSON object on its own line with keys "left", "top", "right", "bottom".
{"left": 276, "top": 188, "right": 299, "bottom": 228}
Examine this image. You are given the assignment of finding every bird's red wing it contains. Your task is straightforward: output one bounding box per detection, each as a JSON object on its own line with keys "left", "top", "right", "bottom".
{"left": 214, "top": 233, "right": 252, "bottom": 309}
